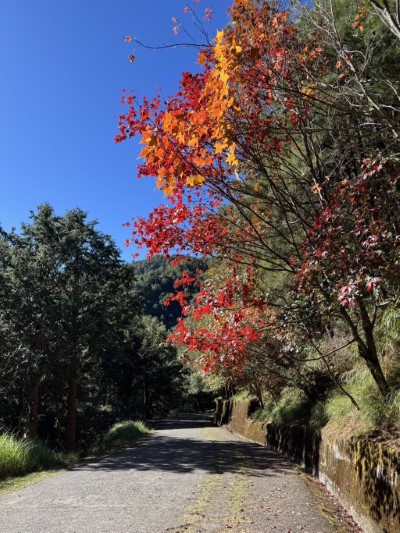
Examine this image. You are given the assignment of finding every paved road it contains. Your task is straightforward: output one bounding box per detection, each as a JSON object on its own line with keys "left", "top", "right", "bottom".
{"left": 0, "top": 414, "right": 355, "bottom": 532}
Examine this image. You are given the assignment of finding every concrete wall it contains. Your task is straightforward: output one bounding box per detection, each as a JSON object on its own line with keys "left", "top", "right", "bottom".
{"left": 215, "top": 398, "right": 400, "bottom": 533}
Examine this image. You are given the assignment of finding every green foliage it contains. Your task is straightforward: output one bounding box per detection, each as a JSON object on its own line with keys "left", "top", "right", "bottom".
{"left": 134, "top": 255, "right": 209, "bottom": 329}
{"left": 268, "top": 389, "right": 311, "bottom": 425}
{"left": 309, "top": 401, "right": 329, "bottom": 428}
{"left": 252, "top": 388, "right": 312, "bottom": 425}
{"left": 0, "top": 421, "right": 151, "bottom": 481}
{"left": 0, "top": 434, "right": 71, "bottom": 480}
{"left": 378, "top": 307, "right": 400, "bottom": 355}
{"left": 325, "top": 366, "right": 400, "bottom": 433}
{"left": 251, "top": 365, "right": 400, "bottom": 434}
{"left": 177, "top": 371, "right": 219, "bottom": 412}
{"left": 103, "top": 420, "right": 152, "bottom": 449}
{"left": 0, "top": 205, "right": 194, "bottom": 452}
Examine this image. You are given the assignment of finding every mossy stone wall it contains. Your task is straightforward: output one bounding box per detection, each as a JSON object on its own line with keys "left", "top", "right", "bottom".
{"left": 215, "top": 398, "right": 400, "bottom": 533}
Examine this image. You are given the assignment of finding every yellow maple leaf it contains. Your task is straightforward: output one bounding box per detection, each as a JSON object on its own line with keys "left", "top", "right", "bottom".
{"left": 215, "top": 30, "right": 224, "bottom": 45}
{"left": 163, "top": 112, "right": 174, "bottom": 132}
{"left": 188, "top": 137, "right": 199, "bottom": 148}
{"left": 163, "top": 178, "right": 175, "bottom": 196}
{"left": 186, "top": 174, "right": 205, "bottom": 187}
{"left": 301, "top": 86, "right": 315, "bottom": 97}
{"left": 215, "top": 139, "right": 229, "bottom": 154}
{"left": 226, "top": 146, "right": 238, "bottom": 167}
{"left": 219, "top": 70, "right": 229, "bottom": 85}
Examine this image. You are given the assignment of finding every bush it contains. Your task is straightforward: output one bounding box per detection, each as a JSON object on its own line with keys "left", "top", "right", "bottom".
{"left": 0, "top": 421, "right": 152, "bottom": 481}
{"left": 0, "top": 434, "right": 66, "bottom": 480}
{"left": 251, "top": 389, "right": 313, "bottom": 425}
{"left": 269, "top": 389, "right": 311, "bottom": 424}
{"left": 103, "top": 420, "right": 152, "bottom": 449}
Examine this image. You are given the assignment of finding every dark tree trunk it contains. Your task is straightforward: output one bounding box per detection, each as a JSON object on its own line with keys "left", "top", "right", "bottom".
{"left": 28, "top": 376, "right": 39, "bottom": 439}
{"left": 360, "top": 346, "right": 389, "bottom": 398}
{"left": 358, "top": 301, "right": 389, "bottom": 397}
{"left": 143, "top": 377, "right": 152, "bottom": 420}
{"left": 66, "top": 379, "right": 77, "bottom": 451}
{"left": 341, "top": 305, "right": 389, "bottom": 398}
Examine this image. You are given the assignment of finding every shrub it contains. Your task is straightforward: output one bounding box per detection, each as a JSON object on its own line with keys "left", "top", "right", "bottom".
{"left": 103, "top": 420, "right": 152, "bottom": 449}
{"left": 0, "top": 434, "right": 64, "bottom": 480}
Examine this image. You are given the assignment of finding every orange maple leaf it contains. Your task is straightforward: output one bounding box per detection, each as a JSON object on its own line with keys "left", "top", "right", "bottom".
{"left": 198, "top": 51, "right": 207, "bottom": 65}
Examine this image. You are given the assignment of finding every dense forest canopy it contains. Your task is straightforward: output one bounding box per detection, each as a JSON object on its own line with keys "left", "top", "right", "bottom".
{"left": 0, "top": 206, "right": 209, "bottom": 451}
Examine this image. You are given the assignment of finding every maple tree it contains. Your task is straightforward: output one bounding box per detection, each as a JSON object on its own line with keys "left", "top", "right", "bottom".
{"left": 117, "top": 0, "right": 400, "bottom": 398}
{"left": 294, "top": 157, "right": 400, "bottom": 395}
{"left": 117, "top": 0, "right": 325, "bottom": 264}
{"left": 170, "top": 262, "right": 295, "bottom": 406}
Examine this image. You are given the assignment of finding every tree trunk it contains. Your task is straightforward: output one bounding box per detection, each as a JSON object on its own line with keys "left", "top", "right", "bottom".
{"left": 341, "top": 305, "right": 389, "bottom": 397}
{"left": 28, "top": 376, "right": 39, "bottom": 439}
{"left": 66, "top": 378, "right": 77, "bottom": 451}
{"left": 358, "top": 301, "right": 390, "bottom": 397}
{"left": 143, "top": 377, "right": 152, "bottom": 420}
{"left": 360, "top": 346, "right": 389, "bottom": 398}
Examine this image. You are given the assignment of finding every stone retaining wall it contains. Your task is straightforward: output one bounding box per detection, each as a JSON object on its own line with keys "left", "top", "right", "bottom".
{"left": 215, "top": 398, "right": 400, "bottom": 533}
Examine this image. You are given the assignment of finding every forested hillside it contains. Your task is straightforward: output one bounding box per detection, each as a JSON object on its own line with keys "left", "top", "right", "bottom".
{"left": 117, "top": 0, "right": 400, "bottom": 436}
{"left": 134, "top": 255, "right": 210, "bottom": 329}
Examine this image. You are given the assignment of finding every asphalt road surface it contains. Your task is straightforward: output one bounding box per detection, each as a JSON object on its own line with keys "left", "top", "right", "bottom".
{"left": 0, "top": 414, "right": 358, "bottom": 533}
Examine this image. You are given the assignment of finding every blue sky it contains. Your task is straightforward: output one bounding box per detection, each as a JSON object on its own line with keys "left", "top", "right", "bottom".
{"left": 0, "top": 0, "right": 231, "bottom": 261}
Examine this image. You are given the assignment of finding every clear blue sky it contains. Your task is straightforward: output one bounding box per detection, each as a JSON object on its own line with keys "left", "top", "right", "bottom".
{"left": 0, "top": 0, "right": 231, "bottom": 261}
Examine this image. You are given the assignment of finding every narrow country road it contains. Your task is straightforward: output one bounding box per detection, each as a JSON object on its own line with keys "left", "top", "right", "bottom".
{"left": 0, "top": 414, "right": 356, "bottom": 533}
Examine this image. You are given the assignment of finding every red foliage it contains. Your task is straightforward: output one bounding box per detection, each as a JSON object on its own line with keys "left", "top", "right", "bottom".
{"left": 296, "top": 158, "right": 400, "bottom": 310}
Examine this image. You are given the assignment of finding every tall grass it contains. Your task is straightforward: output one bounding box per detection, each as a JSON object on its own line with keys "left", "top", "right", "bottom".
{"left": 0, "top": 434, "right": 67, "bottom": 480}
{"left": 1, "top": 420, "right": 152, "bottom": 481}
{"left": 249, "top": 360, "right": 400, "bottom": 435}
{"left": 103, "top": 420, "right": 152, "bottom": 450}
{"left": 252, "top": 388, "right": 313, "bottom": 425}
{"left": 325, "top": 366, "right": 400, "bottom": 434}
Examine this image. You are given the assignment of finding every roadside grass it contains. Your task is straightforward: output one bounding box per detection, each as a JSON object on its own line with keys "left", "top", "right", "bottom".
{"left": 250, "top": 364, "right": 400, "bottom": 438}
{"left": 231, "top": 390, "right": 250, "bottom": 402}
{"left": 102, "top": 420, "right": 153, "bottom": 451}
{"left": 324, "top": 366, "right": 400, "bottom": 436}
{"left": 252, "top": 388, "right": 313, "bottom": 426}
{"left": 0, "top": 470, "right": 63, "bottom": 495}
{"left": 0, "top": 420, "right": 153, "bottom": 493}
{"left": 246, "top": 311, "right": 400, "bottom": 439}
{"left": 0, "top": 434, "right": 73, "bottom": 480}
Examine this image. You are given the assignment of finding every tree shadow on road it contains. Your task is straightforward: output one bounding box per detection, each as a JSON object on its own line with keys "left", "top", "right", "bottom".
{"left": 74, "top": 414, "right": 293, "bottom": 478}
